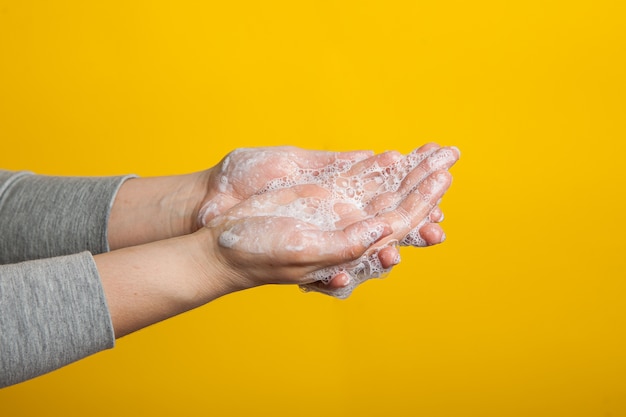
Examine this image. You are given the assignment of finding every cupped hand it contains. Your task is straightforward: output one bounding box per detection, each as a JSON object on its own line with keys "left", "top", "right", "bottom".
{"left": 198, "top": 145, "right": 458, "bottom": 245}
{"left": 301, "top": 169, "right": 454, "bottom": 298}
{"left": 198, "top": 147, "right": 373, "bottom": 226}
{"left": 203, "top": 165, "right": 454, "bottom": 297}
{"left": 203, "top": 184, "right": 393, "bottom": 290}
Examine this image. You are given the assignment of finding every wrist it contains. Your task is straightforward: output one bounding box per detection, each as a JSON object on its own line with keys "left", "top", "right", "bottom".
{"left": 186, "top": 227, "right": 254, "bottom": 299}
{"left": 108, "top": 170, "right": 212, "bottom": 250}
{"left": 169, "top": 170, "right": 213, "bottom": 235}
{"left": 96, "top": 232, "right": 233, "bottom": 338}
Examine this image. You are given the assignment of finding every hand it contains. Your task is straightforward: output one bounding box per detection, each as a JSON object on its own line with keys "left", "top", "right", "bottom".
{"left": 248, "top": 144, "right": 459, "bottom": 297}
{"left": 203, "top": 165, "right": 454, "bottom": 296}
{"left": 202, "top": 184, "right": 394, "bottom": 290}
{"left": 198, "top": 147, "right": 374, "bottom": 226}
{"left": 301, "top": 168, "right": 455, "bottom": 298}
{"left": 201, "top": 145, "right": 459, "bottom": 296}
{"left": 199, "top": 145, "right": 458, "bottom": 247}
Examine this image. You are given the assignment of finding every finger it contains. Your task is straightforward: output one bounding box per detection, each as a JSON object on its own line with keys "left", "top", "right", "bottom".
{"left": 335, "top": 150, "right": 375, "bottom": 162}
{"left": 429, "top": 206, "right": 444, "bottom": 223}
{"left": 343, "top": 150, "right": 404, "bottom": 178}
{"left": 381, "top": 170, "right": 453, "bottom": 241}
{"left": 320, "top": 242, "right": 400, "bottom": 290}
{"left": 377, "top": 245, "right": 401, "bottom": 268}
{"left": 401, "top": 223, "right": 446, "bottom": 247}
{"left": 378, "top": 143, "right": 441, "bottom": 189}
{"left": 212, "top": 184, "right": 331, "bottom": 221}
{"left": 363, "top": 154, "right": 453, "bottom": 218}
{"left": 302, "top": 242, "right": 398, "bottom": 298}
{"left": 331, "top": 151, "right": 404, "bottom": 203}
{"left": 292, "top": 148, "right": 374, "bottom": 169}
{"left": 396, "top": 146, "right": 460, "bottom": 196}
{"left": 325, "top": 272, "right": 352, "bottom": 290}
{"left": 198, "top": 194, "right": 241, "bottom": 226}
{"left": 419, "top": 223, "right": 446, "bottom": 245}
{"left": 310, "top": 219, "right": 393, "bottom": 267}
{"left": 360, "top": 147, "right": 457, "bottom": 217}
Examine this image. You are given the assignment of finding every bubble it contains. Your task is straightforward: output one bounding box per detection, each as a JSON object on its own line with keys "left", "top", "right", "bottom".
{"left": 203, "top": 146, "right": 456, "bottom": 298}
{"left": 249, "top": 155, "right": 431, "bottom": 297}
{"left": 218, "top": 230, "right": 241, "bottom": 248}
{"left": 300, "top": 243, "right": 394, "bottom": 299}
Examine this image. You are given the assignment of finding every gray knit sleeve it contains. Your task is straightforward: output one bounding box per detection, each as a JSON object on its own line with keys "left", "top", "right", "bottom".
{"left": 0, "top": 170, "right": 133, "bottom": 264}
{"left": 0, "top": 252, "right": 115, "bottom": 388}
{"left": 0, "top": 171, "right": 133, "bottom": 387}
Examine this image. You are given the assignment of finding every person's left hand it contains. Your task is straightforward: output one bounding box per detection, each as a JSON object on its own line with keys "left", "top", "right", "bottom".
{"left": 197, "top": 147, "right": 373, "bottom": 226}
{"left": 202, "top": 165, "right": 453, "bottom": 297}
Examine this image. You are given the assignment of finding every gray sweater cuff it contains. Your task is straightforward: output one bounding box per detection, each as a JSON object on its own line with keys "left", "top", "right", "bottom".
{"left": 0, "top": 172, "right": 134, "bottom": 264}
{"left": 0, "top": 252, "right": 115, "bottom": 388}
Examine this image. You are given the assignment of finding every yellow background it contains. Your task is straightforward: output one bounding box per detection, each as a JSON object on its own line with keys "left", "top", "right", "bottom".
{"left": 1, "top": 1, "right": 625, "bottom": 416}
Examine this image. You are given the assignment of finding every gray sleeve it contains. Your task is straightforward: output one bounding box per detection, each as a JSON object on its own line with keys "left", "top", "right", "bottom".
{"left": 0, "top": 170, "right": 133, "bottom": 264}
{"left": 0, "top": 252, "right": 115, "bottom": 388}
{"left": 0, "top": 170, "right": 134, "bottom": 387}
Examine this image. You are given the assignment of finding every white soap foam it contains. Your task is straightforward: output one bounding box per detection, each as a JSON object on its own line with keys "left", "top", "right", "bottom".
{"left": 218, "top": 229, "right": 241, "bottom": 248}
{"left": 204, "top": 146, "right": 457, "bottom": 298}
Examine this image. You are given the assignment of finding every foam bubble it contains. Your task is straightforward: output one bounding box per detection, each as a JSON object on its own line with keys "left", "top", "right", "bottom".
{"left": 300, "top": 242, "right": 395, "bottom": 299}
{"left": 218, "top": 230, "right": 241, "bottom": 248}
{"left": 202, "top": 146, "right": 456, "bottom": 298}
{"left": 250, "top": 152, "right": 445, "bottom": 297}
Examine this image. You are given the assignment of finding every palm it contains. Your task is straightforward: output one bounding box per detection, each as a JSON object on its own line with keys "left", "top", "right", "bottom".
{"left": 198, "top": 147, "right": 371, "bottom": 225}
{"left": 207, "top": 160, "right": 455, "bottom": 297}
{"left": 199, "top": 144, "right": 459, "bottom": 249}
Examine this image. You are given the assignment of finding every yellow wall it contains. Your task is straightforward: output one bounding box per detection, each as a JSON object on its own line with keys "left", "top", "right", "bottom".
{"left": 1, "top": 1, "right": 625, "bottom": 416}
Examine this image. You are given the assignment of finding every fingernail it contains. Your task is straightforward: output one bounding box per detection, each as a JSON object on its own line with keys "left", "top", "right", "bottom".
{"left": 440, "top": 232, "right": 447, "bottom": 243}
{"left": 393, "top": 252, "right": 401, "bottom": 265}
{"left": 338, "top": 272, "right": 351, "bottom": 287}
{"left": 451, "top": 146, "right": 461, "bottom": 158}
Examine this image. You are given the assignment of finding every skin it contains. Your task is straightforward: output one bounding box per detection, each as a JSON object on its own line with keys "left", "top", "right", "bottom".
{"left": 98, "top": 145, "right": 459, "bottom": 338}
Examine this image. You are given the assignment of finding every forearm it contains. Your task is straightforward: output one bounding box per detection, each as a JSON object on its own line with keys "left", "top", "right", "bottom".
{"left": 107, "top": 170, "right": 211, "bottom": 250}
{"left": 94, "top": 228, "right": 235, "bottom": 338}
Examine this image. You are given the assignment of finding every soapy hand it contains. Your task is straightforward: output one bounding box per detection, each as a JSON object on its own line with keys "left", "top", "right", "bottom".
{"left": 197, "top": 146, "right": 451, "bottom": 247}
{"left": 203, "top": 184, "right": 394, "bottom": 289}
{"left": 198, "top": 147, "right": 372, "bottom": 225}
{"left": 198, "top": 144, "right": 459, "bottom": 297}
{"left": 301, "top": 166, "right": 456, "bottom": 298}
{"left": 204, "top": 164, "right": 454, "bottom": 296}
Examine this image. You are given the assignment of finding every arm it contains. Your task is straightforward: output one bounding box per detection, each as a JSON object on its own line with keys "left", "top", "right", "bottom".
{"left": 0, "top": 171, "right": 133, "bottom": 264}
{"left": 0, "top": 252, "right": 114, "bottom": 388}
{"left": 97, "top": 167, "right": 454, "bottom": 338}
{"left": 0, "top": 145, "right": 458, "bottom": 387}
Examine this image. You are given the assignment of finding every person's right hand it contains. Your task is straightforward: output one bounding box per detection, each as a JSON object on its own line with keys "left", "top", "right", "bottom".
{"left": 197, "top": 145, "right": 456, "bottom": 248}
{"left": 200, "top": 165, "right": 454, "bottom": 297}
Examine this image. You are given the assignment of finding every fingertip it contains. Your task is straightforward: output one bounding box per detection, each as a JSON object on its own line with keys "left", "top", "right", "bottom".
{"left": 419, "top": 223, "right": 447, "bottom": 246}
{"left": 378, "top": 245, "right": 401, "bottom": 268}
{"left": 329, "top": 272, "right": 351, "bottom": 288}
{"left": 429, "top": 206, "right": 444, "bottom": 222}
